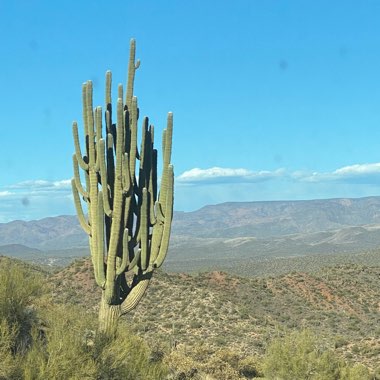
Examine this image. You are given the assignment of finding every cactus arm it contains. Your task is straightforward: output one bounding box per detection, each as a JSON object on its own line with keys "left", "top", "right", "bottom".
{"left": 105, "top": 70, "right": 112, "bottom": 107}
{"left": 106, "top": 132, "right": 115, "bottom": 199}
{"left": 150, "top": 204, "right": 164, "bottom": 263}
{"left": 125, "top": 39, "right": 140, "bottom": 110}
{"left": 123, "top": 193, "right": 132, "bottom": 231}
{"left": 94, "top": 106, "right": 102, "bottom": 170}
{"left": 71, "top": 179, "right": 91, "bottom": 234}
{"left": 162, "top": 129, "right": 166, "bottom": 160}
{"left": 159, "top": 113, "right": 173, "bottom": 213}
{"left": 122, "top": 153, "right": 131, "bottom": 193}
{"left": 120, "top": 272, "right": 152, "bottom": 315}
{"left": 105, "top": 98, "right": 125, "bottom": 302}
{"left": 129, "top": 97, "right": 138, "bottom": 181}
{"left": 116, "top": 229, "right": 130, "bottom": 276}
{"left": 105, "top": 108, "right": 112, "bottom": 134}
{"left": 149, "top": 115, "right": 173, "bottom": 264}
{"left": 98, "top": 139, "right": 113, "bottom": 217}
{"left": 72, "top": 154, "right": 89, "bottom": 199}
{"left": 95, "top": 106, "right": 103, "bottom": 145}
{"left": 140, "top": 188, "right": 149, "bottom": 271}
{"left": 84, "top": 81, "right": 102, "bottom": 293}
{"left": 139, "top": 117, "right": 148, "bottom": 174}
{"left": 126, "top": 248, "right": 141, "bottom": 272}
{"left": 154, "top": 164, "right": 174, "bottom": 268}
{"left": 72, "top": 122, "right": 89, "bottom": 171}
{"left": 82, "top": 83, "right": 89, "bottom": 139}
{"left": 95, "top": 191, "right": 106, "bottom": 287}
{"left": 155, "top": 201, "right": 165, "bottom": 223}
{"left": 149, "top": 135, "right": 157, "bottom": 225}
{"left": 117, "top": 84, "right": 123, "bottom": 104}
{"left": 86, "top": 81, "right": 96, "bottom": 167}
{"left": 150, "top": 196, "right": 157, "bottom": 226}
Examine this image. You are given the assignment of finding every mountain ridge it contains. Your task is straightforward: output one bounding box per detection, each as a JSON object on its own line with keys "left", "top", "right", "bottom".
{"left": 2, "top": 196, "right": 380, "bottom": 270}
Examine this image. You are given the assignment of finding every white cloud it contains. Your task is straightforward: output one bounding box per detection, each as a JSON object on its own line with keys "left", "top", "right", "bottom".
{"left": 0, "top": 191, "right": 13, "bottom": 197}
{"left": 10, "top": 179, "right": 71, "bottom": 191}
{"left": 177, "top": 162, "right": 380, "bottom": 186}
{"left": 334, "top": 163, "right": 380, "bottom": 176}
{"left": 177, "top": 167, "right": 285, "bottom": 184}
{"left": 299, "top": 163, "right": 380, "bottom": 183}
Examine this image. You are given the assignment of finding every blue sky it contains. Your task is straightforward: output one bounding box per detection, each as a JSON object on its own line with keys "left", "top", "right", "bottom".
{"left": 1, "top": 1, "right": 380, "bottom": 221}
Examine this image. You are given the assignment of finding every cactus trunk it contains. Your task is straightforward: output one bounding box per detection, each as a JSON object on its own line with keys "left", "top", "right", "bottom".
{"left": 71, "top": 39, "right": 174, "bottom": 336}
{"left": 98, "top": 291, "right": 121, "bottom": 337}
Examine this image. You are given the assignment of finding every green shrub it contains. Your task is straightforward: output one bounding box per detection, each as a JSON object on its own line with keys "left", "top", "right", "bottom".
{"left": 0, "top": 260, "right": 44, "bottom": 353}
{"left": 0, "top": 319, "right": 22, "bottom": 380}
{"left": 21, "top": 304, "right": 168, "bottom": 380}
{"left": 340, "top": 364, "right": 372, "bottom": 380}
{"left": 237, "top": 355, "right": 263, "bottom": 378}
{"left": 95, "top": 326, "right": 168, "bottom": 380}
{"left": 263, "top": 329, "right": 371, "bottom": 380}
{"left": 23, "top": 304, "right": 97, "bottom": 379}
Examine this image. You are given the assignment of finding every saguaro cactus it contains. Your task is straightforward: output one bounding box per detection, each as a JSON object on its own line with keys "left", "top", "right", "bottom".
{"left": 71, "top": 39, "right": 174, "bottom": 335}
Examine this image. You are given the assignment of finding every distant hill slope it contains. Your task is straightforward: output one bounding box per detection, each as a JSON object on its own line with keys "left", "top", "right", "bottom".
{"left": 167, "top": 223, "right": 380, "bottom": 263}
{"left": 0, "top": 244, "right": 42, "bottom": 255}
{"left": 0, "top": 215, "right": 86, "bottom": 250}
{"left": 2, "top": 197, "right": 380, "bottom": 268}
{"left": 172, "top": 196, "right": 380, "bottom": 238}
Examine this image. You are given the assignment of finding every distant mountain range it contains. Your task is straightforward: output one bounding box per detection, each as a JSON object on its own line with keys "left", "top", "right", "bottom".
{"left": 172, "top": 196, "right": 380, "bottom": 238}
{"left": 0, "top": 215, "right": 86, "bottom": 250}
{"left": 2, "top": 196, "right": 380, "bottom": 267}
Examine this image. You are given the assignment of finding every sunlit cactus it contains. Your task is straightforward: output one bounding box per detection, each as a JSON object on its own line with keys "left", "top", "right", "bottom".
{"left": 71, "top": 39, "right": 174, "bottom": 334}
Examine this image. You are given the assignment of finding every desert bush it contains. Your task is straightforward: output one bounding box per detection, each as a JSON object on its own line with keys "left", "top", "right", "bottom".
{"left": 263, "top": 329, "right": 371, "bottom": 380}
{"left": 95, "top": 326, "right": 168, "bottom": 380}
{"left": 237, "top": 355, "right": 263, "bottom": 378}
{"left": 165, "top": 345, "right": 263, "bottom": 380}
{"left": 22, "top": 304, "right": 98, "bottom": 379}
{"left": 21, "top": 304, "right": 168, "bottom": 379}
{"left": 0, "top": 319, "right": 22, "bottom": 380}
{"left": 0, "top": 260, "right": 44, "bottom": 354}
{"left": 339, "top": 364, "right": 372, "bottom": 380}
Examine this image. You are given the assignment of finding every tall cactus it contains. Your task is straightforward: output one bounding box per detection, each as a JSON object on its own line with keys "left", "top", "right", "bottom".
{"left": 71, "top": 39, "right": 174, "bottom": 335}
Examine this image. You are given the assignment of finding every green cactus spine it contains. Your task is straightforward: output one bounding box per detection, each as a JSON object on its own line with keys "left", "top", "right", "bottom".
{"left": 71, "top": 39, "right": 174, "bottom": 335}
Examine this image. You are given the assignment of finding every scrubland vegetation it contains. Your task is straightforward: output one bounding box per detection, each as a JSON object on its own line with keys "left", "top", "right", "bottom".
{"left": 1, "top": 255, "right": 379, "bottom": 379}
{"left": 0, "top": 258, "right": 167, "bottom": 379}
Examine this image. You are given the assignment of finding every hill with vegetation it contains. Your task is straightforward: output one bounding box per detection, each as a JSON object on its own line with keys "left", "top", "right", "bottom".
{"left": 1, "top": 254, "right": 379, "bottom": 378}
{"left": 49, "top": 254, "right": 380, "bottom": 378}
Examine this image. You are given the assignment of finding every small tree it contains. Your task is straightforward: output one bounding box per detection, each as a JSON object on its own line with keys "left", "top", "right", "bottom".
{"left": 71, "top": 39, "right": 174, "bottom": 336}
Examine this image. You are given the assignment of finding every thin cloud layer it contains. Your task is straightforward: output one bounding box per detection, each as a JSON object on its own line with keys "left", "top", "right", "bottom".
{"left": 335, "top": 163, "right": 380, "bottom": 175}
{"left": 178, "top": 163, "right": 380, "bottom": 185}
{"left": 1, "top": 163, "right": 380, "bottom": 221}
{"left": 299, "top": 163, "right": 380, "bottom": 183}
{"left": 0, "top": 179, "right": 74, "bottom": 222}
{"left": 9, "top": 179, "right": 71, "bottom": 191}
{"left": 177, "top": 167, "right": 285, "bottom": 184}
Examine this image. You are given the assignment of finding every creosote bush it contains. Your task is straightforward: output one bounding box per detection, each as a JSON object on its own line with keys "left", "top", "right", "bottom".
{"left": 165, "top": 345, "right": 263, "bottom": 380}
{"left": 263, "top": 329, "right": 372, "bottom": 380}
{"left": 0, "top": 319, "right": 22, "bottom": 379}
{"left": 0, "top": 259, "right": 43, "bottom": 355}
